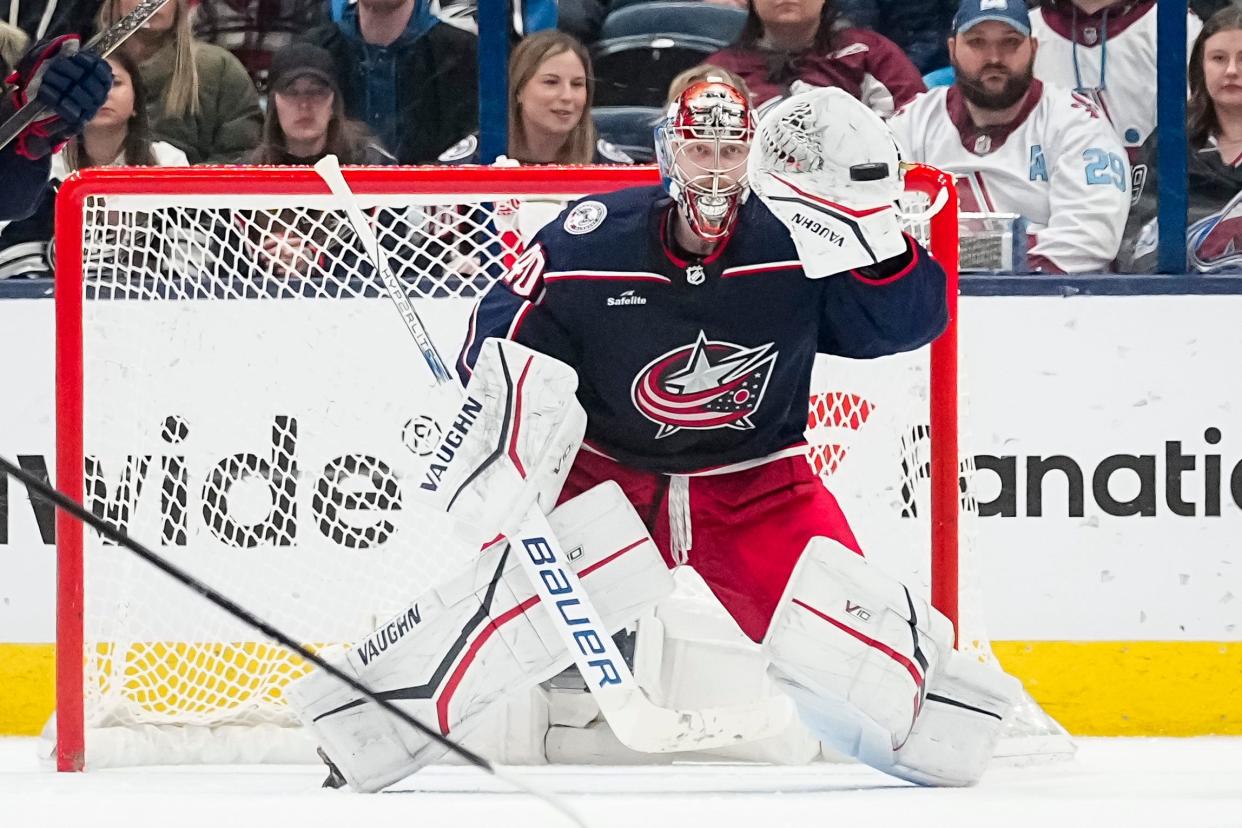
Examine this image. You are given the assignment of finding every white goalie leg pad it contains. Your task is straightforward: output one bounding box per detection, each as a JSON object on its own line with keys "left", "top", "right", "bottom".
{"left": 417, "top": 338, "right": 586, "bottom": 547}
{"left": 886, "top": 649, "right": 1022, "bottom": 786}
{"left": 761, "top": 537, "right": 956, "bottom": 776}
{"left": 285, "top": 481, "right": 672, "bottom": 792}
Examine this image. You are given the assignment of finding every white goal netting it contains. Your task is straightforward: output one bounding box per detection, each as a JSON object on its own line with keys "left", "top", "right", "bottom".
{"left": 52, "top": 165, "right": 1070, "bottom": 769}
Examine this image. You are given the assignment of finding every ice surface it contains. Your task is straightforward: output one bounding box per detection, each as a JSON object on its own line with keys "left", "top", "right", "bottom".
{"left": 2, "top": 737, "right": 1239, "bottom": 828}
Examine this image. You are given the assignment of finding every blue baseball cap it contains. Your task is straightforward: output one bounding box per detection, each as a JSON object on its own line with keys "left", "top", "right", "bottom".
{"left": 952, "top": 0, "right": 1031, "bottom": 36}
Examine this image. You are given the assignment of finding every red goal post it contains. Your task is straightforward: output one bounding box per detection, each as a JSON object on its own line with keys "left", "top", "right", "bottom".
{"left": 53, "top": 163, "right": 959, "bottom": 772}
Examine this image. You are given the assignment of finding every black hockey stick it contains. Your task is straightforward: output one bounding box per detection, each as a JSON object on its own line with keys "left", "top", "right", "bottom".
{"left": 0, "top": 455, "right": 587, "bottom": 826}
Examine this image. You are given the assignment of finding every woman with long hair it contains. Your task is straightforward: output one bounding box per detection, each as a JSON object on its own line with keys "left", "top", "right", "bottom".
{"left": 439, "top": 29, "right": 632, "bottom": 164}
{"left": 248, "top": 43, "right": 392, "bottom": 165}
{"left": 241, "top": 44, "right": 391, "bottom": 279}
{"left": 0, "top": 51, "right": 186, "bottom": 279}
{"left": 707, "top": 0, "right": 925, "bottom": 118}
{"left": 1122, "top": 5, "right": 1242, "bottom": 272}
{"left": 97, "top": 0, "right": 263, "bottom": 163}
{"left": 58, "top": 51, "right": 189, "bottom": 173}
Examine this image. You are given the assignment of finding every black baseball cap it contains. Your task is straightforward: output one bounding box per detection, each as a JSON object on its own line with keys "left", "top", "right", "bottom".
{"left": 268, "top": 43, "right": 340, "bottom": 94}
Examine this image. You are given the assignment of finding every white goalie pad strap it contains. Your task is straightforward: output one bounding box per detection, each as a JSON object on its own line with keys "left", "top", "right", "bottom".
{"left": 417, "top": 338, "right": 586, "bottom": 546}
{"left": 887, "top": 650, "right": 1022, "bottom": 787}
{"left": 748, "top": 87, "right": 907, "bottom": 276}
{"left": 286, "top": 481, "right": 672, "bottom": 792}
{"left": 762, "top": 537, "right": 955, "bottom": 770}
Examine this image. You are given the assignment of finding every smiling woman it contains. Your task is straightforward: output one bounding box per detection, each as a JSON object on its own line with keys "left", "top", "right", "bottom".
{"left": 438, "top": 30, "right": 634, "bottom": 165}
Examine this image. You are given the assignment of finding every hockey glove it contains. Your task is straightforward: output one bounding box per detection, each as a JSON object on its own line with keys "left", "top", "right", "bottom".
{"left": 7, "top": 35, "right": 113, "bottom": 160}
{"left": 748, "top": 87, "right": 907, "bottom": 278}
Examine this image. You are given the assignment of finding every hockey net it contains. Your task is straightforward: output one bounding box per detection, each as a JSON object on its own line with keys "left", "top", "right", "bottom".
{"left": 52, "top": 164, "right": 1069, "bottom": 771}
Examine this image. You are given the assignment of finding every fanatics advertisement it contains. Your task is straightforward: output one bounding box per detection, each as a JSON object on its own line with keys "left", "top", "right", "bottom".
{"left": 1, "top": 294, "right": 1240, "bottom": 649}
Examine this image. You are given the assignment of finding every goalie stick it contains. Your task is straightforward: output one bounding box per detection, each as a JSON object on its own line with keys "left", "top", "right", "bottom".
{"left": 314, "top": 154, "right": 796, "bottom": 753}
{"left": 0, "top": 0, "right": 174, "bottom": 152}
{"left": 0, "top": 456, "right": 587, "bottom": 827}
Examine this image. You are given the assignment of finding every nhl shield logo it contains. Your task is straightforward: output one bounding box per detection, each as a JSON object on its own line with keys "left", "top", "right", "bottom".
{"left": 564, "top": 200, "right": 608, "bottom": 234}
{"left": 630, "top": 331, "right": 779, "bottom": 438}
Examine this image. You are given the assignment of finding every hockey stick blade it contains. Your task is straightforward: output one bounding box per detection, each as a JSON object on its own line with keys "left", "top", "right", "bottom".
{"left": 0, "top": 0, "right": 173, "bottom": 152}
{"left": 0, "top": 457, "right": 587, "bottom": 826}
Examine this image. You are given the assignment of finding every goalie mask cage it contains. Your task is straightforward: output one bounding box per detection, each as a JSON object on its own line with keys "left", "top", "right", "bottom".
{"left": 53, "top": 164, "right": 1066, "bottom": 772}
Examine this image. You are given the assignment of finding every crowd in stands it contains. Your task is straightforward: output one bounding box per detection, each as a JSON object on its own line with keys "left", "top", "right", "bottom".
{"left": 2, "top": 0, "right": 1241, "bottom": 275}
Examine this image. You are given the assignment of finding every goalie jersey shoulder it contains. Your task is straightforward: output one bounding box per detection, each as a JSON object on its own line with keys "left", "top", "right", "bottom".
{"left": 536, "top": 185, "right": 666, "bottom": 269}
{"left": 537, "top": 186, "right": 801, "bottom": 274}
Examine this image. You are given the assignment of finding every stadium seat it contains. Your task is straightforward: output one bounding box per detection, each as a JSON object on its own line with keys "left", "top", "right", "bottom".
{"left": 592, "top": 106, "right": 664, "bottom": 163}
{"left": 599, "top": 2, "right": 747, "bottom": 44}
{"left": 922, "top": 66, "right": 955, "bottom": 88}
{"left": 592, "top": 34, "right": 724, "bottom": 107}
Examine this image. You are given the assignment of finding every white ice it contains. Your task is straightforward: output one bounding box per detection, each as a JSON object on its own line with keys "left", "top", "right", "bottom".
{"left": 3, "top": 737, "right": 1240, "bottom": 828}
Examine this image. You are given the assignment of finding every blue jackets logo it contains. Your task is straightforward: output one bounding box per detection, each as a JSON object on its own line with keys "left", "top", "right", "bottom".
{"left": 630, "top": 331, "right": 778, "bottom": 438}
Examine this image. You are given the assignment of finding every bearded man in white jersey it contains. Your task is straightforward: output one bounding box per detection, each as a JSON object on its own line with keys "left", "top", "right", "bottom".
{"left": 890, "top": 0, "right": 1132, "bottom": 273}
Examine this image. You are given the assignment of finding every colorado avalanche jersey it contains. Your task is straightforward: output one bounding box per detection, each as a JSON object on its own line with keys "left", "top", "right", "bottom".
{"left": 889, "top": 80, "right": 1131, "bottom": 273}
{"left": 1030, "top": 0, "right": 1200, "bottom": 153}
{"left": 457, "top": 185, "right": 948, "bottom": 475}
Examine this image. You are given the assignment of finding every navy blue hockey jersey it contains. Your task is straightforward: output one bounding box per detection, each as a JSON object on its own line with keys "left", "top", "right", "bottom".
{"left": 0, "top": 145, "right": 51, "bottom": 222}
{"left": 458, "top": 185, "right": 948, "bottom": 475}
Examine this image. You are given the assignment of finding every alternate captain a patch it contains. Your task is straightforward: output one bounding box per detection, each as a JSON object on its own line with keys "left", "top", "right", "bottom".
{"left": 630, "top": 331, "right": 778, "bottom": 438}
{"left": 564, "top": 200, "right": 608, "bottom": 235}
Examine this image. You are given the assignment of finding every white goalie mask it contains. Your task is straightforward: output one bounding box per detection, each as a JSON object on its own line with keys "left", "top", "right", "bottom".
{"left": 655, "top": 81, "right": 756, "bottom": 242}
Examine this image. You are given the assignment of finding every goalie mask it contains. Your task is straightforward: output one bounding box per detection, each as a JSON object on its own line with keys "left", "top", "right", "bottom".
{"left": 655, "top": 81, "right": 756, "bottom": 242}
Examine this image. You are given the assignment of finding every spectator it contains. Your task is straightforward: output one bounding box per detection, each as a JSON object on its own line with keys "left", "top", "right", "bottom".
{"left": 249, "top": 44, "right": 393, "bottom": 165}
{"left": 707, "top": 0, "right": 926, "bottom": 118}
{"left": 301, "top": 0, "right": 478, "bottom": 164}
{"left": 439, "top": 30, "right": 632, "bottom": 164}
{"left": 0, "top": 51, "right": 187, "bottom": 279}
{"left": 97, "top": 0, "right": 262, "bottom": 163}
{"left": 1122, "top": 6, "right": 1242, "bottom": 273}
{"left": 1030, "top": 0, "right": 1202, "bottom": 156}
{"left": 666, "top": 63, "right": 752, "bottom": 104}
{"left": 193, "top": 0, "right": 329, "bottom": 91}
{"left": 889, "top": 0, "right": 1131, "bottom": 273}
{"left": 56, "top": 51, "right": 189, "bottom": 171}
{"left": 7, "top": 0, "right": 100, "bottom": 42}
{"left": 835, "top": 0, "right": 955, "bottom": 74}
{"left": 0, "top": 21, "right": 30, "bottom": 73}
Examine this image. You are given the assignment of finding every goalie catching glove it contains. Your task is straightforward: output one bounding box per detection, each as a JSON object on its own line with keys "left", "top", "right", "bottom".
{"left": 748, "top": 87, "right": 908, "bottom": 277}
